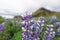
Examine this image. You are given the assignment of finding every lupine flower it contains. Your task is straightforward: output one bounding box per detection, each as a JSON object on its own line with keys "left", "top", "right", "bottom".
{"left": 21, "top": 15, "right": 32, "bottom": 21}
{"left": 0, "top": 24, "right": 4, "bottom": 32}
{"left": 2, "top": 22, "right": 5, "bottom": 26}
{"left": 28, "top": 20, "right": 34, "bottom": 26}
{"left": 16, "top": 22, "right": 19, "bottom": 27}
{"left": 43, "top": 24, "right": 55, "bottom": 40}
{"left": 55, "top": 22, "right": 60, "bottom": 28}
{"left": 47, "top": 24, "right": 54, "bottom": 27}
{"left": 57, "top": 27, "right": 60, "bottom": 33}
{"left": 26, "top": 15, "right": 32, "bottom": 19}
{"left": 50, "top": 16, "right": 57, "bottom": 24}
{"left": 21, "top": 16, "right": 45, "bottom": 40}
{"left": 21, "top": 17, "right": 27, "bottom": 21}
{"left": 32, "top": 20, "right": 44, "bottom": 40}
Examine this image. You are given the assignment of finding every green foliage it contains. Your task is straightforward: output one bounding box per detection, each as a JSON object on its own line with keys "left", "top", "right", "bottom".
{"left": 10, "top": 31, "right": 22, "bottom": 40}
{"left": 40, "top": 24, "right": 47, "bottom": 40}
{"left": 0, "top": 18, "right": 22, "bottom": 40}
{"left": 0, "top": 16, "right": 4, "bottom": 23}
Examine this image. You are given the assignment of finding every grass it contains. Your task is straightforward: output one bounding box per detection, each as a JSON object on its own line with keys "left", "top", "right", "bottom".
{"left": 40, "top": 23, "right": 47, "bottom": 40}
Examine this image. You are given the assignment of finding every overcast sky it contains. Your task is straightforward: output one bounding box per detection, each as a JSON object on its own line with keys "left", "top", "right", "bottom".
{"left": 0, "top": 0, "right": 60, "bottom": 18}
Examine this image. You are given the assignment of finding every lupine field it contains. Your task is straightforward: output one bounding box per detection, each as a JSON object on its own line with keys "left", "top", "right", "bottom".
{"left": 0, "top": 13, "right": 60, "bottom": 40}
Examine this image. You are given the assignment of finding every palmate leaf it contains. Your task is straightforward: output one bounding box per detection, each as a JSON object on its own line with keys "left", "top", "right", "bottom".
{"left": 10, "top": 31, "right": 22, "bottom": 40}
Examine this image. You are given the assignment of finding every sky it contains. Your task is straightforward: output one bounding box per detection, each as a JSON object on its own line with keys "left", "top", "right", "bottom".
{"left": 0, "top": 0, "right": 60, "bottom": 18}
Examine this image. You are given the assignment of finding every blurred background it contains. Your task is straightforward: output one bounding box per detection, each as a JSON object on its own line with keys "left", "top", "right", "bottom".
{"left": 0, "top": 0, "right": 60, "bottom": 40}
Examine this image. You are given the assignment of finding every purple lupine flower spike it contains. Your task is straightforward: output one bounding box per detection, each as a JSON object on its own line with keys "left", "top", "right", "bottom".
{"left": 43, "top": 24, "right": 55, "bottom": 40}
{"left": 21, "top": 14, "right": 32, "bottom": 21}
{"left": 21, "top": 16, "right": 45, "bottom": 40}
{"left": 27, "top": 15, "right": 32, "bottom": 18}
{"left": 55, "top": 22, "right": 60, "bottom": 29}
{"left": 0, "top": 24, "right": 4, "bottom": 32}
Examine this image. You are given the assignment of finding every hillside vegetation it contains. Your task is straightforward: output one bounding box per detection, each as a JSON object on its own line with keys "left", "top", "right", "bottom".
{"left": 32, "top": 8, "right": 60, "bottom": 17}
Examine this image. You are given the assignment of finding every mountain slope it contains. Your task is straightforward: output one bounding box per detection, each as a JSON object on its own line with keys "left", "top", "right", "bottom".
{"left": 32, "top": 8, "right": 60, "bottom": 17}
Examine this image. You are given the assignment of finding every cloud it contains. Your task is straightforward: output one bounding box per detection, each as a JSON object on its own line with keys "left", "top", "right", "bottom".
{"left": 0, "top": 0, "right": 60, "bottom": 15}
{"left": 44, "top": 0, "right": 60, "bottom": 11}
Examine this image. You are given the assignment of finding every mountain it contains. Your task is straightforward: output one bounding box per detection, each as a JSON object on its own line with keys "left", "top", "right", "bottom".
{"left": 32, "top": 8, "right": 60, "bottom": 17}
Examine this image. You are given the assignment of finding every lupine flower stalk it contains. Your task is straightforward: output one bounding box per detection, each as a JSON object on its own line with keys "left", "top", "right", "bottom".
{"left": 22, "top": 21, "right": 28, "bottom": 40}
{"left": 0, "top": 23, "right": 5, "bottom": 32}
{"left": 21, "top": 14, "right": 33, "bottom": 40}
{"left": 21, "top": 15, "right": 45, "bottom": 40}
{"left": 43, "top": 24, "right": 55, "bottom": 40}
{"left": 55, "top": 22, "right": 60, "bottom": 29}
{"left": 50, "top": 16, "right": 57, "bottom": 24}
{"left": 57, "top": 27, "right": 60, "bottom": 33}
{"left": 28, "top": 20, "right": 44, "bottom": 40}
